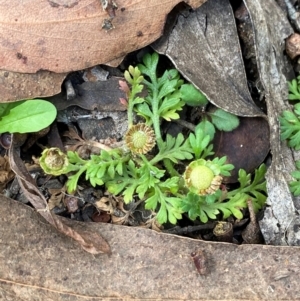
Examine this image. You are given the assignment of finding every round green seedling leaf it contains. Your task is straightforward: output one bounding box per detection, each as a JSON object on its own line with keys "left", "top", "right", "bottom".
{"left": 0, "top": 99, "right": 57, "bottom": 133}
{"left": 209, "top": 108, "right": 239, "bottom": 132}
{"left": 180, "top": 84, "right": 208, "bottom": 106}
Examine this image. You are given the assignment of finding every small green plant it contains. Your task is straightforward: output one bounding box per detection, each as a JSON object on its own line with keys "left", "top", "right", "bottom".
{"left": 181, "top": 164, "right": 267, "bottom": 223}
{"left": 0, "top": 99, "right": 57, "bottom": 133}
{"left": 40, "top": 52, "right": 267, "bottom": 224}
{"left": 287, "top": 75, "right": 300, "bottom": 101}
{"left": 280, "top": 76, "right": 300, "bottom": 195}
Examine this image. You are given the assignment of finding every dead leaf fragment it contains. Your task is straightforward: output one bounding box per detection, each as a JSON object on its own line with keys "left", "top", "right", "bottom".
{"left": 213, "top": 117, "right": 270, "bottom": 183}
{"left": 0, "top": 155, "right": 15, "bottom": 191}
{"left": 0, "top": 70, "right": 67, "bottom": 102}
{"left": 50, "top": 77, "right": 127, "bottom": 111}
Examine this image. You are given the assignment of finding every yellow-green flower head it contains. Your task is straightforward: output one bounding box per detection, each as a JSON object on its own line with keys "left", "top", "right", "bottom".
{"left": 184, "top": 159, "right": 223, "bottom": 195}
{"left": 125, "top": 123, "right": 155, "bottom": 154}
{"left": 40, "top": 148, "right": 69, "bottom": 176}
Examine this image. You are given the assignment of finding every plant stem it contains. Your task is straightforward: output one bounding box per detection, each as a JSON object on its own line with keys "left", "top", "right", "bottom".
{"left": 127, "top": 95, "right": 135, "bottom": 128}
{"left": 163, "top": 158, "right": 179, "bottom": 177}
{"left": 151, "top": 86, "right": 162, "bottom": 144}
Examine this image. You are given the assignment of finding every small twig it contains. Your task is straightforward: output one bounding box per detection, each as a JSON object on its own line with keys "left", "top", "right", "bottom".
{"left": 174, "top": 119, "right": 196, "bottom": 131}
{"left": 162, "top": 223, "right": 216, "bottom": 235}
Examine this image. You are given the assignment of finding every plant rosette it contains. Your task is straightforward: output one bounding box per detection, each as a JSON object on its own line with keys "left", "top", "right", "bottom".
{"left": 39, "top": 148, "right": 69, "bottom": 176}
{"left": 184, "top": 159, "right": 224, "bottom": 195}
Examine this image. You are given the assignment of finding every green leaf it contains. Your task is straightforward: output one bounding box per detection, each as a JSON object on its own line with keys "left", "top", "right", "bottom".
{"left": 152, "top": 133, "right": 193, "bottom": 164}
{"left": 138, "top": 52, "right": 159, "bottom": 83}
{"left": 180, "top": 84, "right": 208, "bottom": 107}
{"left": 161, "top": 110, "right": 180, "bottom": 121}
{"left": 195, "top": 119, "right": 216, "bottom": 141}
{"left": 0, "top": 99, "right": 57, "bottom": 133}
{"left": 212, "top": 156, "right": 234, "bottom": 176}
{"left": 145, "top": 185, "right": 183, "bottom": 224}
{"left": 209, "top": 108, "right": 240, "bottom": 132}
{"left": 288, "top": 78, "right": 300, "bottom": 101}
{"left": 136, "top": 103, "right": 153, "bottom": 123}
{"left": 280, "top": 105, "right": 300, "bottom": 150}
{"left": 181, "top": 164, "right": 267, "bottom": 223}
{"left": 157, "top": 79, "right": 178, "bottom": 100}
{"left": 188, "top": 126, "right": 214, "bottom": 159}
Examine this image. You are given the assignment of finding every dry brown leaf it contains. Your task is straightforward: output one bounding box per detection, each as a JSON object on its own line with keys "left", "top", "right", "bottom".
{"left": 1, "top": 194, "right": 300, "bottom": 300}
{"left": 286, "top": 33, "right": 300, "bottom": 59}
{"left": 213, "top": 117, "right": 270, "bottom": 183}
{"left": 0, "top": 0, "right": 206, "bottom": 74}
{"left": 47, "top": 187, "right": 65, "bottom": 210}
{"left": 0, "top": 155, "right": 15, "bottom": 191}
{"left": 0, "top": 70, "right": 67, "bottom": 102}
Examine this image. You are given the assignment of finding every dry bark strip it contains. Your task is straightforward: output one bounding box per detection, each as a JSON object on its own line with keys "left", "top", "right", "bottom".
{"left": 0, "top": 0, "right": 206, "bottom": 74}
{"left": 0, "top": 195, "right": 299, "bottom": 300}
{"left": 242, "top": 0, "right": 300, "bottom": 246}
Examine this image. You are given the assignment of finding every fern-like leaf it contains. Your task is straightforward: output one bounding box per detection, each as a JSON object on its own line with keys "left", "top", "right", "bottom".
{"left": 152, "top": 133, "right": 193, "bottom": 164}
{"left": 279, "top": 104, "right": 300, "bottom": 150}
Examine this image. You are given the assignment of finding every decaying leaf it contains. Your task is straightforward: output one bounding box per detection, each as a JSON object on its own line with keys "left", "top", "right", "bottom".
{"left": 243, "top": 0, "right": 298, "bottom": 245}
{"left": 0, "top": 155, "right": 15, "bottom": 192}
{"left": 153, "top": 0, "right": 264, "bottom": 117}
{"left": 47, "top": 187, "right": 65, "bottom": 210}
{"left": 0, "top": 70, "right": 67, "bottom": 103}
{"left": 8, "top": 138, "right": 111, "bottom": 254}
{"left": 213, "top": 117, "right": 270, "bottom": 183}
{"left": 50, "top": 77, "right": 127, "bottom": 111}
{"left": 1, "top": 195, "right": 300, "bottom": 300}
{"left": 0, "top": 0, "right": 206, "bottom": 74}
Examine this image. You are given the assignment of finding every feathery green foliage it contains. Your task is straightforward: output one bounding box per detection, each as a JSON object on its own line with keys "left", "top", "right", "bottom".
{"left": 40, "top": 52, "right": 267, "bottom": 225}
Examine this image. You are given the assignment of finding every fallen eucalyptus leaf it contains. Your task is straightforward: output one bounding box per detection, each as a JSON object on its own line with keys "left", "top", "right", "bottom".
{"left": 1, "top": 195, "right": 300, "bottom": 300}
{"left": 0, "top": 0, "right": 206, "bottom": 73}
{"left": 153, "top": 0, "right": 264, "bottom": 117}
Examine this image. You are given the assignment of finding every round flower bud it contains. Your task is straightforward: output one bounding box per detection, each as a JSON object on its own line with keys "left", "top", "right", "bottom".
{"left": 125, "top": 123, "right": 155, "bottom": 154}
{"left": 184, "top": 159, "right": 223, "bottom": 195}
{"left": 40, "top": 148, "right": 69, "bottom": 176}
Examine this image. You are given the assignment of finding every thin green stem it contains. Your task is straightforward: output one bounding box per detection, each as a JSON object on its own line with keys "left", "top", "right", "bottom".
{"left": 127, "top": 100, "right": 134, "bottom": 128}
{"left": 163, "top": 158, "right": 179, "bottom": 177}
{"left": 150, "top": 84, "right": 162, "bottom": 143}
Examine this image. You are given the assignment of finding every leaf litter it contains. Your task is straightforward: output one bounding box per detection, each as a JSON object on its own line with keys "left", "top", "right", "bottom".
{"left": 1, "top": 0, "right": 300, "bottom": 299}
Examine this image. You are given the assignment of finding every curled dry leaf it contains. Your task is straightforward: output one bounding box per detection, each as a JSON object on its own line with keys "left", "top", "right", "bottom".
{"left": 0, "top": 155, "right": 15, "bottom": 192}
{"left": 47, "top": 187, "right": 65, "bottom": 210}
